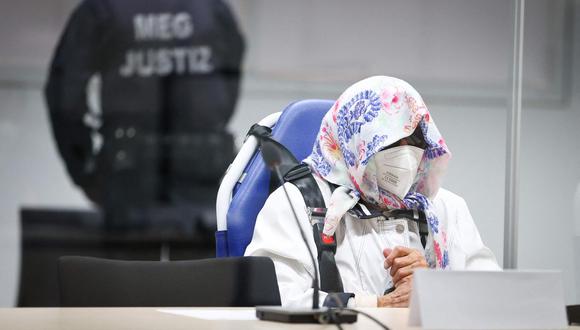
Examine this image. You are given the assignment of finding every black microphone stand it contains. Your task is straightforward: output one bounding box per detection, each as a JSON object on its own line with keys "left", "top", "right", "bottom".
{"left": 255, "top": 142, "right": 357, "bottom": 324}
{"left": 272, "top": 165, "right": 319, "bottom": 310}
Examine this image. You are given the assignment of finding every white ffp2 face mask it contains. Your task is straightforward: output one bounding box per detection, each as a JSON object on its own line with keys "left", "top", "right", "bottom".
{"left": 372, "top": 145, "right": 424, "bottom": 199}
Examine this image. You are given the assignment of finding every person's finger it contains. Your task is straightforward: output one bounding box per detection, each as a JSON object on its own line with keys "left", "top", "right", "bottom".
{"left": 391, "top": 250, "right": 428, "bottom": 273}
{"left": 388, "top": 293, "right": 410, "bottom": 307}
{"left": 392, "top": 254, "right": 428, "bottom": 286}
{"left": 396, "top": 276, "right": 413, "bottom": 287}
{"left": 387, "top": 247, "right": 424, "bottom": 273}
{"left": 388, "top": 254, "right": 414, "bottom": 276}
{"left": 391, "top": 261, "right": 421, "bottom": 285}
{"left": 383, "top": 248, "right": 392, "bottom": 259}
{"left": 389, "top": 294, "right": 410, "bottom": 308}
{"left": 384, "top": 281, "right": 412, "bottom": 307}
{"left": 385, "top": 246, "right": 412, "bottom": 267}
{"left": 377, "top": 294, "right": 392, "bottom": 308}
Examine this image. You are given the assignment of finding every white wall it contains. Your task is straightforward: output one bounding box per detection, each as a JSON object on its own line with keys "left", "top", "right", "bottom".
{"left": 0, "top": 0, "right": 578, "bottom": 306}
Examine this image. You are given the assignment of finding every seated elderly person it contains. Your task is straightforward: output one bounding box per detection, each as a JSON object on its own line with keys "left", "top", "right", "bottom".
{"left": 245, "top": 76, "right": 500, "bottom": 308}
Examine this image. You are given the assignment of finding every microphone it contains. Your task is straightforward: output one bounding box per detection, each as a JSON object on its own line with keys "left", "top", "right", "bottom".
{"left": 261, "top": 141, "right": 320, "bottom": 309}
{"left": 260, "top": 140, "right": 282, "bottom": 170}
{"left": 255, "top": 141, "right": 357, "bottom": 324}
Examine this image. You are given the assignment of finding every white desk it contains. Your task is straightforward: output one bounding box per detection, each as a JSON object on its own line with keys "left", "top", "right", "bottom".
{"left": 0, "top": 307, "right": 409, "bottom": 330}
{"left": 0, "top": 307, "right": 577, "bottom": 330}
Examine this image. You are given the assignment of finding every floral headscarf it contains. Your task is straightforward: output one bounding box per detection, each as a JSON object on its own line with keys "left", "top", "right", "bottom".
{"left": 304, "top": 76, "right": 451, "bottom": 268}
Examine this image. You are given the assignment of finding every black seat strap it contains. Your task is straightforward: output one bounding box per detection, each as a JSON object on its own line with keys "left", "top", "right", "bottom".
{"left": 312, "top": 221, "right": 344, "bottom": 293}
{"left": 248, "top": 124, "right": 344, "bottom": 293}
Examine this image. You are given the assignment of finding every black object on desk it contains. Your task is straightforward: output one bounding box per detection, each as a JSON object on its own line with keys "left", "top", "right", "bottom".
{"left": 256, "top": 306, "right": 357, "bottom": 324}
{"left": 18, "top": 207, "right": 214, "bottom": 307}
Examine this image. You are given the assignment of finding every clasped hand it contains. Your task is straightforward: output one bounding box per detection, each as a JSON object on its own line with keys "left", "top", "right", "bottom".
{"left": 377, "top": 246, "right": 427, "bottom": 307}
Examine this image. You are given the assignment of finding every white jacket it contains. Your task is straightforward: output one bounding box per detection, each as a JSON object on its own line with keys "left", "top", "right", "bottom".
{"left": 244, "top": 177, "right": 500, "bottom": 307}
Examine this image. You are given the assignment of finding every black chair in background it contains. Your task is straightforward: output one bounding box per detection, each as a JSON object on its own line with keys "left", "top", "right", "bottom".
{"left": 569, "top": 305, "right": 580, "bottom": 325}
{"left": 58, "top": 256, "right": 281, "bottom": 307}
{"left": 19, "top": 208, "right": 214, "bottom": 307}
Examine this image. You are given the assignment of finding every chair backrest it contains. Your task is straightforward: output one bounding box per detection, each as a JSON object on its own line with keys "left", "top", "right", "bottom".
{"left": 58, "top": 256, "right": 281, "bottom": 307}
{"left": 218, "top": 99, "right": 333, "bottom": 257}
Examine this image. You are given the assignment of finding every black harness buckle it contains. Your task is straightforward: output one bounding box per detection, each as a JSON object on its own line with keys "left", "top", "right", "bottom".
{"left": 284, "top": 163, "right": 311, "bottom": 182}
{"left": 245, "top": 123, "right": 272, "bottom": 142}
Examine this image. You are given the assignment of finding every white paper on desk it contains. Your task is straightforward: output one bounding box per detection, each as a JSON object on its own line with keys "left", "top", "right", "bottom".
{"left": 157, "top": 308, "right": 257, "bottom": 321}
{"left": 408, "top": 269, "right": 567, "bottom": 329}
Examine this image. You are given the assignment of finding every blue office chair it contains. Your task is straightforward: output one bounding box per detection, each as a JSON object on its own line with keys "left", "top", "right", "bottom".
{"left": 215, "top": 99, "right": 334, "bottom": 257}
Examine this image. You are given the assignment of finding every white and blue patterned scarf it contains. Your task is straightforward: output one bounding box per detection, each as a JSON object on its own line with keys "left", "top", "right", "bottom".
{"left": 304, "top": 76, "right": 451, "bottom": 268}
